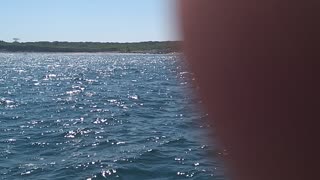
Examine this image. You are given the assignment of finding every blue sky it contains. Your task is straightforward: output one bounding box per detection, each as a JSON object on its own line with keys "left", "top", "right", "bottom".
{"left": 0, "top": 0, "right": 179, "bottom": 42}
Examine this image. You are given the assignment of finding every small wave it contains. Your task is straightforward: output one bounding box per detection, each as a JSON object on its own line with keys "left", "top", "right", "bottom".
{"left": 0, "top": 98, "right": 14, "bottom": 104}
{"left": 43, "top": 74, "right": 57, "bottom": 80}
{"left": 128, "top": 95, "right": 139, "bottom": 100}
{"left": 64, "top": 128, "right": 93, "bottom": 139}
{"left": 0, "top": 98, "right": 17, "bottom": 108}
{"left": 66, "top": 90, "right": 81, "bottom": 95}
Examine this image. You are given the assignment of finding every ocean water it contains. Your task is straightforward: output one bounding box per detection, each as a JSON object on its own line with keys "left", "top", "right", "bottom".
{"left": 0, "top": 53, "right": 225, "bottom": 179}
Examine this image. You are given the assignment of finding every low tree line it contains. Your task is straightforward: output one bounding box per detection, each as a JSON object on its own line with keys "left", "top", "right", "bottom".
{"left": 0, "top": 41, "right": 181, "bottom": 53}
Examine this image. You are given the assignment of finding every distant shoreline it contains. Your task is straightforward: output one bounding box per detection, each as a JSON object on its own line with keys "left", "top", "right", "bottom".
{"left": 0, "top": 51, "right": 181, "bottom": 56}
{"left": 0, "top": 41, "right": 181, "bottom": 54}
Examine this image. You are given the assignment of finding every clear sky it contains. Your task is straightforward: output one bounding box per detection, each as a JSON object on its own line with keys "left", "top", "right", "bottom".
{"left": 0, "top": 0, "right": 179, "bottom": 42}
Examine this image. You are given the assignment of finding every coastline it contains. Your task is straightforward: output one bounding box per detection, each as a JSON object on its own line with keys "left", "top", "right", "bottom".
{"left": 0, "top": 41, "right": 181, "bottom": 54}
{"left": 0, "top": 51, "right": 181, "bottom": 55}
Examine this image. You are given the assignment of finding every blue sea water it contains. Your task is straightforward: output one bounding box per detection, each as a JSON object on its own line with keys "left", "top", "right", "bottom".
{"left": 0, "top": 53, "right": 225, "bottom": 179}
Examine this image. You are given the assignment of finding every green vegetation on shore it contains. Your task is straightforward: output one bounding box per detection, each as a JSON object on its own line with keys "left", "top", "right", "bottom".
{"left": 0, "top": 41, "right": 181, "bottom": 54}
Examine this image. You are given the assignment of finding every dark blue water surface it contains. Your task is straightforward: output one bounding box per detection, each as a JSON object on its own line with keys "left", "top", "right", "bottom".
{"left": 0, "top": 53, "right": 225, "bottom": 179}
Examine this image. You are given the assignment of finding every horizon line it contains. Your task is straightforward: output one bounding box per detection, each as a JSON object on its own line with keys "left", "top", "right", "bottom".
{"left": 1, "top": 40, "right": 182, "bottom": 43}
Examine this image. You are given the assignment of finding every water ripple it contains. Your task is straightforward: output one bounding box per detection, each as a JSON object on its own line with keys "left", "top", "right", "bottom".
{"left": 0, "top": 53, "right": 225, "bottom": 179}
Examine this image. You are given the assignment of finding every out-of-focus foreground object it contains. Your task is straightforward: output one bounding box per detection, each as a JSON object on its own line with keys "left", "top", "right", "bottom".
{"left": 179, "top": 0, "right": 319, "bottom": 180}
